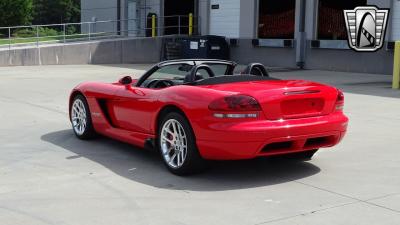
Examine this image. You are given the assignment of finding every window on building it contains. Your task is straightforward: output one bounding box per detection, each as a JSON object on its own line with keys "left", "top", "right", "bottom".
{"left": 317, "top": 0, "right": 366, "bottom": 40}
{"left": 258, "top": 0, "right": 295, "bottom": 39}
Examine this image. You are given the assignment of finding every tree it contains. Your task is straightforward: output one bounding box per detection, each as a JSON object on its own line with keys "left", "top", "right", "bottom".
{"left": 0, "top": 0, "right": 33, "bottom": 27}
{"left": 33, "top": 0, "right": 80, "bottom": 24}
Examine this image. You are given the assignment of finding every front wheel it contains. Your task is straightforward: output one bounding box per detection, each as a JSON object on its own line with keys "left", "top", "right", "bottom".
{"left": 70, "top": 95, "right": 96, "bottom": 139}
{"left": 158, "top": 112, "right": 206, "bottom": 175}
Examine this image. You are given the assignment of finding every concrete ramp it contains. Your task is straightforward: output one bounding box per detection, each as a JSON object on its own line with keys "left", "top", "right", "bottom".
{"left": 0, "top": 37, "right": 163, "bottom": 66}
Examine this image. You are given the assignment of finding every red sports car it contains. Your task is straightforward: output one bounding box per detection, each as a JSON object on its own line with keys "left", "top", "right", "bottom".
{"left": 69, "top": 59, "right": 348, "bottom": 175}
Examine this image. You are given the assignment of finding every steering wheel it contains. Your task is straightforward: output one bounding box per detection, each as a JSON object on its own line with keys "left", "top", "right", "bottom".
{"left": 185, "top": 65, "right": 216, "bottom": 83}
{"left": 146, "top": 79, "right": 175, "bottom": 89}
{"left": 242, "top": 63, "right": 269, "bottom": 77}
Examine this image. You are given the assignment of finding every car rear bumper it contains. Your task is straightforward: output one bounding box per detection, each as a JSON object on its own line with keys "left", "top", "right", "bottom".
{"left": 195, "top": 112, "right": 348, "bottom": 160}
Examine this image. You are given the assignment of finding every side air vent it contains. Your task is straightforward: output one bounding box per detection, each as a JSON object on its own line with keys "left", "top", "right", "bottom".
{"left": 97, "top": 99, "right": 115, "bottom": 127}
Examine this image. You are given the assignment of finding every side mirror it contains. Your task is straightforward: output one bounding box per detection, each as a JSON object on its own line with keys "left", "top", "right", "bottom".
{"left": 118, "top": 76, "right": 133, "bottom": 85}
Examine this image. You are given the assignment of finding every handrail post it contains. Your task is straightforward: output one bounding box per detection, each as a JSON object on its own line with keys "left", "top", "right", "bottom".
{"left": 36, "top": 25, "right": 39, "bottom": 48}
{"left": 152, "top": 15, "right": 156, "bottom": 37}
{"left": 8, "top": 27, "right": 11, "bottom": 50}
{"left": 189, "top": 13, "right": 193, "bottom": 36}
{"left": 88, "top": 23, "right": 91, "bottom": 41}
{"left": 393, "top": 41, "right": 400, "bottom": 89}
{"left": 63, "top": 24, "right": 66, "bottom": 43}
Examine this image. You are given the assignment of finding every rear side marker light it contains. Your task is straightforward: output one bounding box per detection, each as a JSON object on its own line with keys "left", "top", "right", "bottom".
{"left": 335, "top": 105, "right": 344, "bottom": 111}
{"left": 335, "top": 90, "right": 345, "bottom": 111}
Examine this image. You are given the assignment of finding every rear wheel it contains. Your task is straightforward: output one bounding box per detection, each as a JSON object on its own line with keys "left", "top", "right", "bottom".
{"left": 158, "top": 112, "right": 206, "bottom": 175}
{"left": 70, "top": 95, "right": 96, "bottom": 139}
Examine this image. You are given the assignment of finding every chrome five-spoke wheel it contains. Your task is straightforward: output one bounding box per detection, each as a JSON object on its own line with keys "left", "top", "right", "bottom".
{"left": 71, "top": 99, "right": 87, "bottom": 136}
{"left": 160, "top": 119, "right": 188, "bottom": 168}
{"left": 158, "top": 112, "right": 206, "bottom": 175}
{"left": 70, "top": 95, "right": 95, "bottom": 139}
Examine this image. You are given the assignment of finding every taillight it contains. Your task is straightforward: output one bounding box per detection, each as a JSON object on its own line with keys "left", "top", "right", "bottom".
{"left": 209, "top": 95, "right": 261, "bottom": 118}
{"left": 335, "top": 90, "right": 344, "bottom": 111}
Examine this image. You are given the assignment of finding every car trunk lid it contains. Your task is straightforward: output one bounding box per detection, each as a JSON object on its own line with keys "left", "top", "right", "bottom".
{"left": 202, "top": 80, "right": 339, "bottom": 120}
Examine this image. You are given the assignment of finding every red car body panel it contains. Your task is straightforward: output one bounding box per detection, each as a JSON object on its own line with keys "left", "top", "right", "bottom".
{"left": 70, "top": 78, "right": 348, "bottom": 160}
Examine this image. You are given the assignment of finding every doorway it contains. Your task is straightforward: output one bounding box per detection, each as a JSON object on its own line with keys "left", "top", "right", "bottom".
{"left": 164, "top": 0, "right": 196, "bottom": 35}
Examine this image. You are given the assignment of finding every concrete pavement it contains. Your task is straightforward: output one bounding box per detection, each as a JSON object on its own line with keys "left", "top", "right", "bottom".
{"left": 0, "top": 64, "right": 399, "bottom": 225}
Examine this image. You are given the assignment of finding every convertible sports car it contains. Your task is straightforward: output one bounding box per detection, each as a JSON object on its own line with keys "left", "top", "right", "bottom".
{"left": 69, "top": 59, "right": 348, "bottom": 175}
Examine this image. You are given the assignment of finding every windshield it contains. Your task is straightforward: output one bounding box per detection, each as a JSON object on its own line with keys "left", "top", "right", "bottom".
{"left": 147, "top": 63, "right": 230, "bottom": 81}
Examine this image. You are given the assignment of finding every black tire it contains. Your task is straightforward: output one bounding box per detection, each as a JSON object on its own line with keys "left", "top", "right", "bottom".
{"left": 70, "top": 95, "right": 96, "bottom": 140}
{"left": 157, "top": 112, "right": 206, "bottom": 175}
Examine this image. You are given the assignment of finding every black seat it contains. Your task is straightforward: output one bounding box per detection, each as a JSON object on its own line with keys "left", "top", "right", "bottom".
{"left": 184, "top": 73, "right": 204, "bottom": 83}
{"left": 184, "top": 64, "right": 216, "bottom": 83}
{"left": 242, "top": 63, "right": 269, "bottom": 77}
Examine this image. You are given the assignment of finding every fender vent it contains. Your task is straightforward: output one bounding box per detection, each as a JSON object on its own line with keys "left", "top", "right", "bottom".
{"left": 97, "top": 99, "right": 115, "bottom": 127}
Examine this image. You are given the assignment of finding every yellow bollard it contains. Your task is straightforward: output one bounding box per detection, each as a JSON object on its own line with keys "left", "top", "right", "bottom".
{"left": 189, "top": 13, "right": 193, "bottom": 36}
{"left": 393, "top": 41, "right": 400, "bottom": 89}
{"left": 152, "top": 15, "right": 156, "bottom": 38}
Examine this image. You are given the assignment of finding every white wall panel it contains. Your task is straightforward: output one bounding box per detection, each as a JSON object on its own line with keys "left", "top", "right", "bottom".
{"left": 209, "top": 0, "right": 240, "bottom": 38}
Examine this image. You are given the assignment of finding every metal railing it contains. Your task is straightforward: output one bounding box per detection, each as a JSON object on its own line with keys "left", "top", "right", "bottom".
{"left": 0, "top": 15, "right": 199, "bottom": 50}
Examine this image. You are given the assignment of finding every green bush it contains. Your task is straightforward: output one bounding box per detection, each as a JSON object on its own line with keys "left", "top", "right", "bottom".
{"left": 13, "top": 28, "right": 36, "bottom": 38}
{"left": 13, "top": 27, "right": 61, "bottom": 38}
{"left": 66, "top": 26, "right": 77, "bottom": 35}
{"left": 38, "top": 27, "right": 61, "bottom": 37}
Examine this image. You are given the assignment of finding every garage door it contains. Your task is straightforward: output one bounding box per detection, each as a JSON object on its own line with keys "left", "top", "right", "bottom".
{"left": 209, "top": 0, "right": 240, "bottom": 38}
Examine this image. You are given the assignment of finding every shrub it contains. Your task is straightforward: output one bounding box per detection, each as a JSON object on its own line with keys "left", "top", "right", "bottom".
{"left": 13, "top": 27, "right": 61, "bottom": 38}
{"left": 38, "top": 27, "right": 60, "bottom": 37}
{"left": 66, "top": 26, "right": 77, "bottom": 35}
{"left": 13, "top": 28, "right": 36, "bottom": 38}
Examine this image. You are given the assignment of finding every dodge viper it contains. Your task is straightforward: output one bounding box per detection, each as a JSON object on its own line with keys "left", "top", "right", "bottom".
{"left": 69, "top": 59, "right": 348, "bottom": 175}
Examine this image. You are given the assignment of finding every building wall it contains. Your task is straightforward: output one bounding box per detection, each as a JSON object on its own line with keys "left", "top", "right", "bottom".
{"left": 391, "top": 0, "right": 400, "bottom": 40}
{"left": 304, "top": 45, "right": 393, "bottom": 74}
{"left": 230, "top": 0, "right": 298, "bottom": 69}
{"left": 81, "top": 0, "right": 162, "bottom": 36}
{"left": 230, "top": 39, "right": 297, "bottom": 68}
{"left": 209, "top": 0, "right": 241, "bottom": 38}
{"left": 239, "top": 0, "right": 256, "bottom": 38}
{"left": 230, "top": 0, "right": 395, "bottom": 74}
{"left": 199, "top": 0, "right": 210, "bottom": 35}
{"left": 81, "top": 0, "right": 118, "bottom": 33}
{"left": 79, "top": 0, "right": 396, "bottom": 74}
{"left": 303, "top": 0, "right": 394, "bottom": 74}
{"left": 121, "top": 0, "right": 163, "bottom": 36}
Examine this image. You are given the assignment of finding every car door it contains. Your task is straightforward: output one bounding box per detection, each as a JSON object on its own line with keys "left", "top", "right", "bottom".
{"left": 111, "top": 63, "right": 192, "bottom": 134}
{"left": 111, "top": 85, "right": 160, "bottom": 134}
